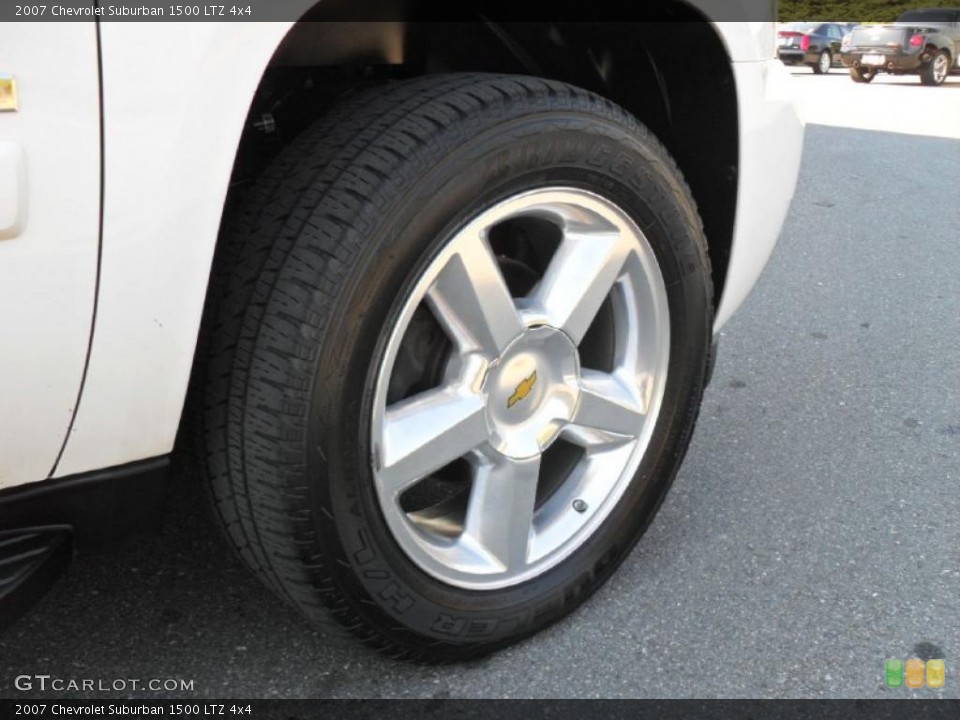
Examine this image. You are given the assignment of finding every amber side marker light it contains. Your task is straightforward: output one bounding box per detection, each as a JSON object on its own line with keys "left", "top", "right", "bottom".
{"left": 0, "top": 75, "right": 18, "bottom": 112}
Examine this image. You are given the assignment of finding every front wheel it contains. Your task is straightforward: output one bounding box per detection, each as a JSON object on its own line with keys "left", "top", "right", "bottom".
{"left": 198, "top": 73, "right": 713, "bottom": 662}
{"left": 850, "top": 65, "right": 877, "bottom": 83}
{"left": 813, "top": 50, "right": 832, "bottom": 75}
{"left": 920, "top": 50, "right": 950, "bottom": 86}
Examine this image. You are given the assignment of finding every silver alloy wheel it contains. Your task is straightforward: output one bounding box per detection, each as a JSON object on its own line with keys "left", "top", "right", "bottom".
{"left": 819, "top": 51, "right": 831, "bottom": 74}
{"left": 934, "top": 54, "right": 949, "bottom": 83}
{"left": 371, "top": 188, "right": 671, "bottom": 590}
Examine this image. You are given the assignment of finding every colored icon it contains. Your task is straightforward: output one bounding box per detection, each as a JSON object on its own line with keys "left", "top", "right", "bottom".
{"left": 927, "top": 659, "right": 946, "bottom": 689}
{"left": 905, "top": 658, "right": 925, "bottom": 688}
{"left": 886, "top": 657, "right": 947, "bottom": 689}
{"left": 885, "top": 659, "right": 904, "bottom": 688}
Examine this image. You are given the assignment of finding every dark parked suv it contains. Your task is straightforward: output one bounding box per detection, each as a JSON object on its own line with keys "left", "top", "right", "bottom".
{"left": 841, "top": 9, "right": 960, "bottom": 85}
{"left": 778, "top": 22, "right": 853, "bottom": 74}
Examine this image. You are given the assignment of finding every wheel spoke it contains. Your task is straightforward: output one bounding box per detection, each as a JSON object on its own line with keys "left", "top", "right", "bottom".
{"left": 427, "top": 230, "right": 525, "bottom": 357}
{"left": 531, "top": 226, "right": 632, "bottom": 345}
{"left": 463, "top": 454, "right": 541, "bottom": 572}
{"left": 371, "top": 187, "right": 672, "bottom": 589}
{"left": 379, "top": 387, "right": 488, "bottom": 497}
{"left": 565, "top": 370, "right": 645, "bottom": 448}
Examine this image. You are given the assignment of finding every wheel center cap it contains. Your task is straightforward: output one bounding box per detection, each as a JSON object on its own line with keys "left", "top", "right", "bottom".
{"left": 484, "top": 326, "right": 580, "bottom": 460}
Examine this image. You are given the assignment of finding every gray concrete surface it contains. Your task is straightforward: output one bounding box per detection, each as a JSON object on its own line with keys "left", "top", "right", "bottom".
{"left": 1, "top": 70, "right": 958, "bottom": 700}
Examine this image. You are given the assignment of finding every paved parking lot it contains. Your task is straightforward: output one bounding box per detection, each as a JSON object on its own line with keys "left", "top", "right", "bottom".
{"left": 1, "top": 68, "right": 958, "bottom": 700}
{"left": 789, "top": 66, "right": 960, "bottom": 137}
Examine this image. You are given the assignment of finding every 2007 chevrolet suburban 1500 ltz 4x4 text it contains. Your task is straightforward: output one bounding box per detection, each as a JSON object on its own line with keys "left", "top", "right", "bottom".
{"left": 0, "top": 8, "right": 803, "bottom": 661}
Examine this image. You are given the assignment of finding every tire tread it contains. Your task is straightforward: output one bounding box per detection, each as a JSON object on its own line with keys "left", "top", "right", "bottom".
{"left": 195, "top": 73, "right": 712, "bottom": 662}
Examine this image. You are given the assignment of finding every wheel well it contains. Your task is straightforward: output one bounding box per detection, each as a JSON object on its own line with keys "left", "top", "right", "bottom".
{"left": 921, "top": 44, "right": 949, "bottom": 58}
{"left": 226, "top": 7, "right": 738, "bottom": 306}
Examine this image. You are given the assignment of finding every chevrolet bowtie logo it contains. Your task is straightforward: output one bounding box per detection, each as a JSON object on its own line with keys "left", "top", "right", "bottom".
{"left": 507, "top": 371, "right": 538, "bottom": 409}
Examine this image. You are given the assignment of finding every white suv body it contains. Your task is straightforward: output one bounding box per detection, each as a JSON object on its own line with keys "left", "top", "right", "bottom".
{"left": 0, "top": 19, "right": 802, "bottom": 491}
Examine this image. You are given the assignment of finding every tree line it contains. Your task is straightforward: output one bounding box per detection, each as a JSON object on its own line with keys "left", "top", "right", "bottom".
{"left": 781, "top": 0, "right": 957, "bottom": 22}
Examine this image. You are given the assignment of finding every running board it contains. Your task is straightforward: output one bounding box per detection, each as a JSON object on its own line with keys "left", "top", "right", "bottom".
{"left": 0, "top": 526, "right": 72, "bottom": 632}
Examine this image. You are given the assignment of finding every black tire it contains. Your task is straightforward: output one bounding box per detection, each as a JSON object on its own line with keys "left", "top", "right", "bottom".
{"left": 197, "top": 73, "right": 713, "bottom": 662}
{"left": 920, "top": 50, "right": 950, "bottom": 86}
{"left": 812, "top": 50, "right": 831, "bottom": 75}
{"left": 850, "top": 65, "right": 876, "bottom": 83}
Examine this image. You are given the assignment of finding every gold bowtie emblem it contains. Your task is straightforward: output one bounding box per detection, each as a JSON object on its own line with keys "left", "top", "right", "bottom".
{"left": 507, "top": 371, "right": 538, "bottom": 409}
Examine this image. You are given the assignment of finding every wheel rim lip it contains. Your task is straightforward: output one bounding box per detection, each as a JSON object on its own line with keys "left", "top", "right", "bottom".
{"left": 934, "top": 55, "right": 948, "bottom": 82}
{"left": 369, "top": 187, "right": 671, "bottom": 591}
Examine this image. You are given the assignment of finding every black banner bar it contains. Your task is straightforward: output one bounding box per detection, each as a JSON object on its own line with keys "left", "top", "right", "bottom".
{"left": 1, "top": 0, "right": 779, "bottom": 22}
{"left": 3, "top": 701, "right": 960, "bottom": 720}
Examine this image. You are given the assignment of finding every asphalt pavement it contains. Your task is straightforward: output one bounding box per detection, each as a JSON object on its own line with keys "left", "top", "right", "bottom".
{"left": 1, "top": 70, "right": 958, "bottom": 699}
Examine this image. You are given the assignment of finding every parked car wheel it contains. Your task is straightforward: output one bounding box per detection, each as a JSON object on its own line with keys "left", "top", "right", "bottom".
{"left": 850, "top": 65, "right": 877, "bottom": 83}
{"left": 197, "top": 73, "right": 713, "bottom": 662}
{"left": 813, "top": 50, "right": 832, "bottom": 75}
{"left": 920, "top": 50, "right": 951, "bottom": 86}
